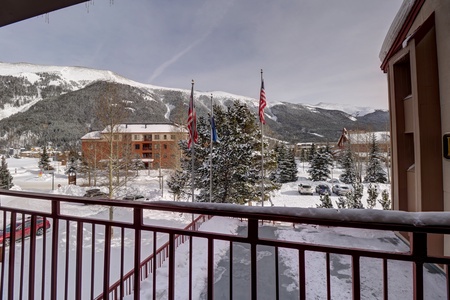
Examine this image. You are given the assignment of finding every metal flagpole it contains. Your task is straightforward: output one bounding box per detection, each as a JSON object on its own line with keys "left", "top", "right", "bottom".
{"left": 210, "top": 94, "right": 213, "bottom": 203}
{"left": 260, "top": 69, "right": 265, "bottom": 207}
{"left": 190, "top": 80, "right": 195, "bottom": 204}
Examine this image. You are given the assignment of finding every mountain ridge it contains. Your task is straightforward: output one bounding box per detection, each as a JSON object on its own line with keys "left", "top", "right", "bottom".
{"left": 0, "top": 62, "right": 389, "bottom": 149}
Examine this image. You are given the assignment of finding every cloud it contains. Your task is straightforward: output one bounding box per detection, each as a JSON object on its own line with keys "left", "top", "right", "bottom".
{"left": 147, "top": 0, "right": 235, "bottom": 83}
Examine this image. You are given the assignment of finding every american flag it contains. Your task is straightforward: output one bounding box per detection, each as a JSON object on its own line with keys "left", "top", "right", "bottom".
{"left": 337, "top": 128, "right": 349, "bottom": 148}
{"left": 259, "top": 77, "right": 266, "bottom": 124}
{"left": 187, "top": 81, "right": 198, "bottom": 149}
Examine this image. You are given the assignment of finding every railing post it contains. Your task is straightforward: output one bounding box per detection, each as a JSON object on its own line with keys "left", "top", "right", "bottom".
{"left": 7, "top": 213, "right": 16, "bottom": 300}
{"left": 248, "top": 218, "right": 259, "bottom": 300}
{"left": 134, "top": 208, "right": 142, "bottom": 300}
{"left": 411, "top": 232, "right": 427, "bottom": 300}
{"left": 50, "top": 200, "right": 60, "bottom": 300}
{"left": 75, "top": 221, "right": 83, "bottom": 300}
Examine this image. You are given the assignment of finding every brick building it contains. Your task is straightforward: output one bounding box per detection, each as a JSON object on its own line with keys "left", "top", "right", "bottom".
{"left": 81, "top": 123, "right": 186, "bottom": 169}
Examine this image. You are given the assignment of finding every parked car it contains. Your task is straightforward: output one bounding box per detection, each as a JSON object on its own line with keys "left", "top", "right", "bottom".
{"left": 123, "top": 195, "right": 148, "bottom": 201}
{"left": 83, "top": 189, "right": 108, "bottom": 198}
{"left": 332, "top": 184, "right": 351, "bottom": 196}
{"left": 328, "top": 178, "right": 340, "bottom": 184}
{"left": 0, "top": 216, "right": 51, "bottom": 246}
{"left": 315, "top": 184, "right": 331, "bottom": 195}
{"left": 298, "top": 183, "right": 314, "bottom": 195}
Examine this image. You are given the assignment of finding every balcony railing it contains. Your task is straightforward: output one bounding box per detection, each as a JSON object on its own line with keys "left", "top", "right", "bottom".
{"left": 0, "top": 189, "right": 448, "bottom": 299}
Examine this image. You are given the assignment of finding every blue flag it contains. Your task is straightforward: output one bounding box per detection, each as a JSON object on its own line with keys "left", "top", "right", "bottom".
{"left": 211, "top": 115, "right": 218, "bottom": 142}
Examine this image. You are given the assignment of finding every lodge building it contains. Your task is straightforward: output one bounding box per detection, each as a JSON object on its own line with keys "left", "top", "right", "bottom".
{"left": 81, "top": 123, "right": 186, "bottom": 169}
{"left": 380, "top": 0, "right": 450, "bottom": 256}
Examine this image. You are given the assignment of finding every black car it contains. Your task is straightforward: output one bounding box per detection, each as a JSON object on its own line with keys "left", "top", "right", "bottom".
{"left": 123, "top": 195, "right": 147, "bottom": 201}
{"left": 315, "top": 184, "right": 331, "bottom": 195}
{"left": 83, "top": 189, "right": 108, "bottom": 198}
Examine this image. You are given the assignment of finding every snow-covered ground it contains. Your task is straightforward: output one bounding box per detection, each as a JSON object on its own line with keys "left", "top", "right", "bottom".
{"left": 1, "top": 157, "right": 447, "bottom": 299}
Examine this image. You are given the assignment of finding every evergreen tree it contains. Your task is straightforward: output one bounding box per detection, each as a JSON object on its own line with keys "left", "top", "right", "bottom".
{"left": 366, "top": 183, "right": 379, "bottom": 209}
{"left": 168, "top": 102, "right": 280, "bottom": 204}
{"left": 339, "top": 144, "right": 357, "bottom": 184}
{"left": 65, "top": 156, "right": 81, "bottom": 175}
{"left": 308, "top": 143, "right": 316, "bottom": 162}
{"left": 39, "top": 146, "right": 52, "bottom": 170}
{"left": 364, "top": 134, "right": 387, "bottom": 183}
{"left": 336, "top": 196, "right": 347, "bottom": 209}
{"left": 379, "top": 190, "right": 391, "bottom": 210}
{"left": 0, "top": 156, "right": 13, "bottom": 189}
{"left": 345, "top": 182, "right": 364, "bottom": 209}
{"left": 317, "top": 193, "right": 333, "bottom": 208}
{"left": 271, "top": 144, "right": 298, "bottom": 183}
{"left": 308, "top": 147, "right": 332, "bottom": 181}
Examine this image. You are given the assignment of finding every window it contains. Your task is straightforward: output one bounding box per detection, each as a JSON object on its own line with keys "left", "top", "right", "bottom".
{"left": 135, "top": 144, "right": 140, "bottom": 150}
{"left": 163, "top": 144, "right": 167, "bottom": 150}
{"left": 143, "top": 153, "right": 152, "bottom": 158}
{"left": 154, "top": 134, "right": 160, "bottom": 140}
{"left": 143, "top": 143, "right": 152, "bottom": 151}
{"left": 134, "top": 134, "right": 140, "bottom": 140}
{"left": 144, "top": 135, "right": 152, "bottom": 141}
{"left": 163, "top": 134, "right": 167, "bottom": 140}
{"left": 171, "top": 135, "right": 175, "bottom": 140}
{"left": 155, "top": 154, "right": 160, "bottom": 159}
{"left": 154, "top": 144, "right": 159, "bottom": 150}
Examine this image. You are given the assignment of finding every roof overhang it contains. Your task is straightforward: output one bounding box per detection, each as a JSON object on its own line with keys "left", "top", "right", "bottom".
{"left": 379, "top": 0, "right": 425, "bottom": 72}
{"left": 0, "top": 0, "right": 90, "bottom": 28}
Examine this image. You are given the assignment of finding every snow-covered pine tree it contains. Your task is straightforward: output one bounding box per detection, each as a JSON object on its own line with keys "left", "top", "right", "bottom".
{"left": 336, "top": 196, "right": 347, "bottom": 209}
{"left": 317, "top": 193, "right": 333, "bottom": 208}
{"left": 366, "top": 183, "right": 378, "bottom": 209}
{"left": 39, "top": 146, "right": 52, "bottom": 170}
{"left": 271, "top": 143, "right": 298, "bottom": 183}
{"left": 379, "top": 189, "right": 391, "bottom": 210}
{"left": 307, "top": 147, "right": 332, "bottom": 182}
{"left": 0, "top": 156, "right": 13, "bottom": 189}
{"left": 339, "top": 144, "right": 357, "bottom": 184}
{"left": 364, "top": 133, "right": 387, "bottom": 183}
{"left": 308, "top": 143, "right": 316, "bottom": 162}
{"left": 345, "top": 182, "right": 364, "bottom": 209}
{"left": 168, "top": 102, "right": 280, "bottom": 204}
{"left": 65, "top": 156, "right": 81, "bottom": 175}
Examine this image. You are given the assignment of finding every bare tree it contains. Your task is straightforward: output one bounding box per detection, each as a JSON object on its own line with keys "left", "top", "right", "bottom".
{"left": 95, "top": 83, "right": 130, "bottom": 224}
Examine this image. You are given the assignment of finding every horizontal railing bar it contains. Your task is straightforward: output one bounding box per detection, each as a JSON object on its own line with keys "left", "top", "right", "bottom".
{"left": 0, "top": 190, "right": 450, "bottom": 234}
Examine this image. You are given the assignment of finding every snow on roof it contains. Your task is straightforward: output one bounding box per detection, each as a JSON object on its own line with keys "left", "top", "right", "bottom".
{"left": 81, "top": 131, "right": 102, "bottom": 140}
{"left": 379, "top": 0, "right": 416, "bottom": 62}
{"left": 348, "top": 131, "right": 390, "bottom": 143}
{"left": 101, "top": 123, "right": 185, "bottom": 134}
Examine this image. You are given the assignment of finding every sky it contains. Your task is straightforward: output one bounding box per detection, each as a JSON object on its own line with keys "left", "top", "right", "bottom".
{"left": 0, "top": 0, "right": 403, "bottom": 109}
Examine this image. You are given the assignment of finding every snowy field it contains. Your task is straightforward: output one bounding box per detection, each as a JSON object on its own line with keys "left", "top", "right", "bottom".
{"left": 1, "top": 157, "right": 447, "bottom": 299}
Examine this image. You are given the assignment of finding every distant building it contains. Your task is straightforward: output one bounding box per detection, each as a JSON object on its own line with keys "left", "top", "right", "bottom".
{"left": 81, "top": 123, "right": 186, "bottom": 169}
{"left": 380, "top": 0, "right": 449, "bottom": 256}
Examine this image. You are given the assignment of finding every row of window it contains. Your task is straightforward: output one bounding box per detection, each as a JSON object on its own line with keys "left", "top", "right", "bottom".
{"left": 135, "top": 134, "right": 176, "bottom": 141}
{"left": 135, "top": 143, "right": 169, "bottom": 150}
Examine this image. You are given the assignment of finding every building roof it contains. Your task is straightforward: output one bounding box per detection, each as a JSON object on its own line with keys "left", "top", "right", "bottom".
{"left": 81, "top": 124, "right": 186, "bottom": 140}
{"left": 81, "top": 131, "right": 102, "bottom": 140}
{"left": 1, "top": 0, "right": 89, "bottom": 28}
{"left": 103, "top": 123, "right": 185, "bottom": 134}
{"left": 379, "top": 0, "right": 426, "bottom": 71}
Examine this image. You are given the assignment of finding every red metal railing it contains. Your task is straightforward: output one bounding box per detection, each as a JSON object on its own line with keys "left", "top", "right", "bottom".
{"left": 0, "top": 190, "right": 448, "bottom": 300}
{"left": 94, "top": 214, "right": 212, "bottom": 299}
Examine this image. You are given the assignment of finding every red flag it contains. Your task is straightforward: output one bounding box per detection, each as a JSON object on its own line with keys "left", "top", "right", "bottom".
{"left": 337, "top": 128, "right": 349, "bottom": 148}
{"left": 187, "top": 81, "right": 198, "bottom": 149}
{"left": 259, "top": 76, "right": 266, "bottom": 124}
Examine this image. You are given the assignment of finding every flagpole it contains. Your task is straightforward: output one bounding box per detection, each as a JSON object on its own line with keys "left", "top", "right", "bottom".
{"left": 210, "top": 93, "right": 213, "bottom": 203}
{"left": 260, "top": 69, "right": 265, "bottom": 207}
{"left": 191, "top": 80, "right": 195, "bottom": 204}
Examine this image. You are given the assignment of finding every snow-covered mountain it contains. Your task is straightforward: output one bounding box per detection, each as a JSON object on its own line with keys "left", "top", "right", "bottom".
{"left": 0, "top": 62, "right": 389, "bottom": 147}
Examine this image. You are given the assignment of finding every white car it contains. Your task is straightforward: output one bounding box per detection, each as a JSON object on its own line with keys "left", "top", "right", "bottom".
{"left": 298, "top": 183, "right": 314, "bottom": 195}
{"left": 332, "top": 184, "right": 351, "bottom": 196}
